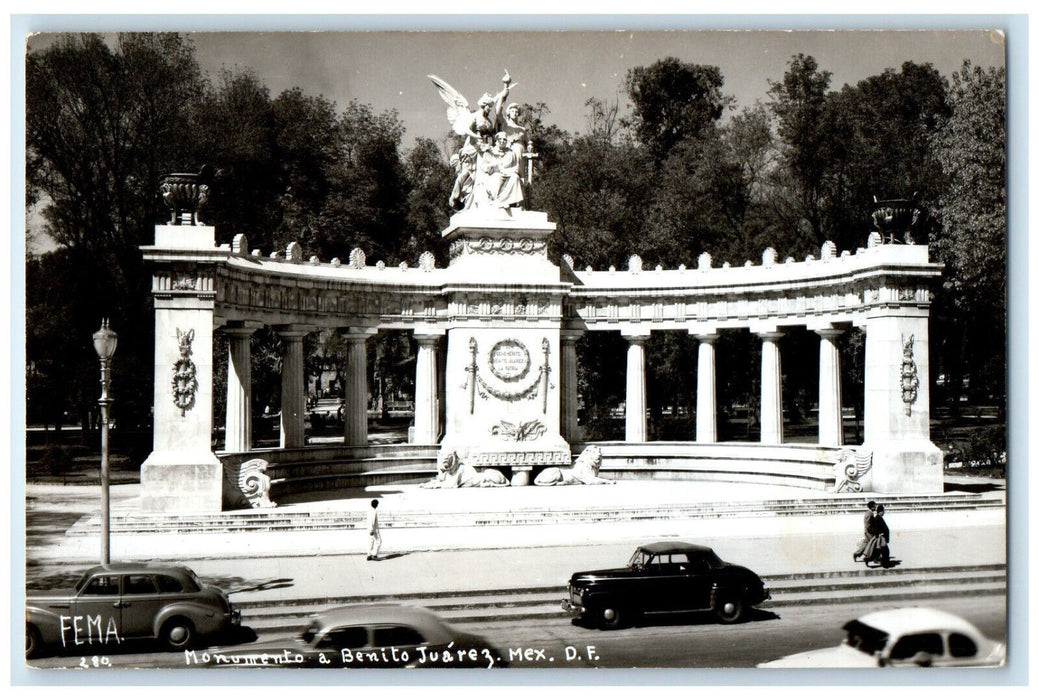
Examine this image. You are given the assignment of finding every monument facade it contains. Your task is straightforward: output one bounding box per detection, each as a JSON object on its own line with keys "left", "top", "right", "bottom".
{"left": 137, "top": 73, "right": 944, "bottom": 513}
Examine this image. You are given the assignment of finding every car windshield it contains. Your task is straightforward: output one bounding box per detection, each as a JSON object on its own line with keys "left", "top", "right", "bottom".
{"left": 842, "top": 620, "right": 890, "bottom": 655}
{"left": 74, "top": 571, "right": 94, "bottom": 592}
{"left": 300, "top": 621, "right": 320, "bottom": 646}
{"left": 628, "top": 549, "right": 652, "bottom": 569}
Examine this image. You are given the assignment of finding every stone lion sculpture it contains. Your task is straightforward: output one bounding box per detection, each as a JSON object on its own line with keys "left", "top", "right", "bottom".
{"left": 534, "top": 445, "right": 614, "bottom": 486}
{"left": 421, "top": 451, "right": 509, "bottom": 489}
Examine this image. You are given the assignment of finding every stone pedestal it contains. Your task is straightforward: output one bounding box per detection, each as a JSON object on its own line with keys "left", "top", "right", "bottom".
{"left": 862, "top": 312, "right": 943, "bottom": 492}
{"left": 439, "top": 209, "right": 571, "bottom": 476}
{"left": 140, "top": 225, "right": 226, "bottom": 513}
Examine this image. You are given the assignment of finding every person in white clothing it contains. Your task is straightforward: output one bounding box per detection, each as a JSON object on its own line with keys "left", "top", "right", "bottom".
{"left": 367, "top": 499, "right": 382, "bottom": 561}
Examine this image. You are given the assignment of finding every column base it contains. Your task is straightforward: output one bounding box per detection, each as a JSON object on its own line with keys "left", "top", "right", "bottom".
{"left": 861, "top": 440, "right": 944, "bottom": 493}
{"left": 140, "top": 451, "right": 225, "bottom": 513}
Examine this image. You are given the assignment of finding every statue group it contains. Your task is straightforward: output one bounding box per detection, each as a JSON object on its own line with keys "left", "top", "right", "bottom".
{"left": 430, "top": 70, "right": 534, "bottom": 211}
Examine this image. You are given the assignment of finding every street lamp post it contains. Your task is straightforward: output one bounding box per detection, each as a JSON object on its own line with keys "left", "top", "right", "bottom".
{"left": 92, "top": 319, "right": 118, "bottom": 566}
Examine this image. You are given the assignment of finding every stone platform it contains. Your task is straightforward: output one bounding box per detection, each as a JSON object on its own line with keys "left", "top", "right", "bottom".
{"left": 49, "top": 478, "right": 1004, "bottom": 563}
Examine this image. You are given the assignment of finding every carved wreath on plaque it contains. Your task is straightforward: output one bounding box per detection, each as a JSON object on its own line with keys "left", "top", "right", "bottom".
{"left": 171, "top": 328, "right": 199, "bottom": 416}
{"left": 462, "top": 338, "right": 552, "bottom": 413}
{"left": 900, "top": 334, "right": 919, "bottom": 416}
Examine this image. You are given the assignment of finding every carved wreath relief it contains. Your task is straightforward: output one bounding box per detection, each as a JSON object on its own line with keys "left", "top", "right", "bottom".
{"left": 462, "top": 337, "right": 553, "bottom": 418}
{"left": 900, "top": 334, "right": 920, "bottom": 416}
{"left": 171, "top": 328, "right": 199, "bottom": 416}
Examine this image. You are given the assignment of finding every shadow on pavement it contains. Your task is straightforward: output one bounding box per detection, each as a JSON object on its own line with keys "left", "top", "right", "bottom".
{"left": 213, "top": 576, "right": 295, "bottom": 595}
{"left": 371, "top": 552, "right": 408, "bottom": 561}
{"left": 572, "top": 607, "right": 779, "bottom": 631}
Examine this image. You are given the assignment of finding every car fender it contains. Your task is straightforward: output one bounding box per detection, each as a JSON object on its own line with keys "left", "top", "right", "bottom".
{"left": 26, "top": 605, "right": 67, "bottom": 646}
{"left": 152, "top": 601, "right": 220, "bottom": 637}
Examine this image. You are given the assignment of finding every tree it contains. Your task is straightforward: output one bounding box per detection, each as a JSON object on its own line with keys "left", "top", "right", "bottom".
{"left": 26, "top": 33, "right": 206, "bottom": 436}
{"left": 767, "top": 54, "right": 833, "bottom": 245}
{"left": 931, "top": 61, "right": 1007, "bottom": 415}
{"left": 623, "top": 57, "right": 730, "bottom": 161}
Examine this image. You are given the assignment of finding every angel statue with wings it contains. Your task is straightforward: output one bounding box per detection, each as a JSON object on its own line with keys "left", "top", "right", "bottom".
{"left": 431, "top": 71, "right": 525, "bottom": 211}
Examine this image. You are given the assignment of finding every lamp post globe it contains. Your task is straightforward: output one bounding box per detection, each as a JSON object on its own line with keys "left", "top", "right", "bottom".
{"left": 93, "top": 319, "right": 117, "bottom": 566}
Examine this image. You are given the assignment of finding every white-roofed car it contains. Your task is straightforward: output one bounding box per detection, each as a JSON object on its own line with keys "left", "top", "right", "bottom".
{"left": 757, "top": 607, "right": 1005, "bottom": 668}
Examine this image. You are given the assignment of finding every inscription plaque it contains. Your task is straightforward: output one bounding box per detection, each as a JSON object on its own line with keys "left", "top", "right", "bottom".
{"left": 488, "top": 339, "right": 531, "bottom": 383}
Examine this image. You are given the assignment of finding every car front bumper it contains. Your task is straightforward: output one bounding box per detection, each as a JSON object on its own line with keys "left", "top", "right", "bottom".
{"left": 561, "top": 599, "right": 585, "bottom": 617}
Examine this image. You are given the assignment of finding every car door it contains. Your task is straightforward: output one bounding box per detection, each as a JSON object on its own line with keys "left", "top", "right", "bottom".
{"left": 120, "top": 574, "right": 166, "bottom": 640}
{"left": 315, "top": 625, "right": 370, "bottom": 666}
{"left": 70, "top": 573, "right": 122, "bottom": 647}
{"left": 371, "top": 625, "right": 428, "bottom": 667}
{"left": 681, "top": 553, "right": 717, "bottom": 609}
{"left": 645, "top": 555, "right": 689, "bottom": 612}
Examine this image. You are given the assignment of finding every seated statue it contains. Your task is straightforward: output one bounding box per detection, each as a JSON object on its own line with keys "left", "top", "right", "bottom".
{"left": 422, "top": 451, "right": 509, "bottom": 489}
{"left": 534, "top": 445, "right": 614, "bottom": 486}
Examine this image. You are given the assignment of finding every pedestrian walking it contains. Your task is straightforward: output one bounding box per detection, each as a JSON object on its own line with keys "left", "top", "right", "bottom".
{"left": 852, "top": 500, "right": 878, "bottom": 561}
{"left": 366, "top": 499, "right": 382, "bottom": 561}
{"left": 863, "top": 504, "right": 892, "bottom": 568}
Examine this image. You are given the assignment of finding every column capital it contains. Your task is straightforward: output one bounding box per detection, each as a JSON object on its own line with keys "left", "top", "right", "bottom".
{"left": 273, "top": 324, "right": 310, "bottom": 340}
{"left": 413, "top": 333, "right": 441, "bottom": 347}
{"left": 693, "top": 331, "right": 720, "bottom": 343}
{"left": 339, "top": 327, "right": 379, "bottom": 341}
{"left": 220, "top": 320, "right": 263, "bottom": 337}
{"left": 621, "top": 329, "right": 651, "bottom": 343}
{"left": 814, "top": 327, "right": 845, "bottom": 340}
{"left": 560, "top": 328, "right": 585, "bottom": 343}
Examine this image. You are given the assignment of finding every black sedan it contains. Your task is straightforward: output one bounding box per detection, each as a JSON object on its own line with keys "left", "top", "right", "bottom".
{"left": 562, "top": 541, "right": 770, "bottom": 629}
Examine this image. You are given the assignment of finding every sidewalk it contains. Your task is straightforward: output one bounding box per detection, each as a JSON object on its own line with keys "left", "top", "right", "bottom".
{"left": 24, "top": 478, "right": 1006, "bottom": 607}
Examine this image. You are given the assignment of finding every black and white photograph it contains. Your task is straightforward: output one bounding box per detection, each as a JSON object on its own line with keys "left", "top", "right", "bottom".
{"left": 12, "top": 13, "right": 1021, "bottom": 687}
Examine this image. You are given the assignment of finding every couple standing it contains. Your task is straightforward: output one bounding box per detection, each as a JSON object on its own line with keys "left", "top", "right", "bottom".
{"left": 853, "top": 500, "right": 892, "bottom": 567}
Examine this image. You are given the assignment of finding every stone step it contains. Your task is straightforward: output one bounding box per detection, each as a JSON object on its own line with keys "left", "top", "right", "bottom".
{"left": 67, "top": 492, "right": 1004, "bottom": 536}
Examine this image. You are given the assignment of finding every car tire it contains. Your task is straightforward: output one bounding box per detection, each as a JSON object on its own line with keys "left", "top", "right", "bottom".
{"left": 714, "top": 592, "right": 745, "bottom": 624}
{"left": 160, "top": 618, "right": 195, "bottom": 651}
{"left": 26, "top": 624, "right": 42, "bottom": 659}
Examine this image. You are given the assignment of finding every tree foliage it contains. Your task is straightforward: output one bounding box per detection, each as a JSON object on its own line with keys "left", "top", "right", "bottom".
{"left": 25, "top": 40, "right": 1006, "bottom": 449}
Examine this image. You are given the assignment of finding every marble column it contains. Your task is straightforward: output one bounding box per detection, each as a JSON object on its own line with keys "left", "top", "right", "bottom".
{"left": 412, "top": 333, "right": 441, "bottom": 444}
{"left": 623, "top": 332, "right": 650, "bottom": 442}
{"left": 277, "top": 327, "right": 308, "bottom": 449}
{"left": 694, "top": 332, "right": 719, "bottom": 443}
{"left": 560, "top": 330, "right": 583, "bottom": 442}
{"left": 342, "top": 331, "right": 372, "bottom": 447}
{"left": 223, "top": 325, "right": 257, "bottom": 452}
{"left": 758, "top": 330, "right": 785, "bottom": 444}
{"left": 816, "top": 327, "right": 844, "bottom": 446}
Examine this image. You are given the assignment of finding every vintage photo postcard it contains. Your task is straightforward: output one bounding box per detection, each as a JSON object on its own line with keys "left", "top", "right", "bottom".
{"left": 18, "top": 24, "right": 1012, "bottom": 683}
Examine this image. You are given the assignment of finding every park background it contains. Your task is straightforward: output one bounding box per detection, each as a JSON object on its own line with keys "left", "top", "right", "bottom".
{"left": 21, "top": 27, "right": 1007, "bottom": 483}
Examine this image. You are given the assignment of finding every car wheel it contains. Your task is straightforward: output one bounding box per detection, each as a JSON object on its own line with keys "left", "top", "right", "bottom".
{"left": 597, "top": 602, "right": 626, "bottom": 630}
{"left": 26, "top": 624, "right": 42, "bottom": 659}
{"left": 160, "top": 618, "right": 195, "bottom": 651}
{"left": 714, "top": 592, "right": 744, "bottom": 624}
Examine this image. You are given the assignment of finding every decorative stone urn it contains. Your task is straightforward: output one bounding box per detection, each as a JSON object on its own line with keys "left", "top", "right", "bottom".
{"left": 870, "top": 197, "right": 926, "bottom": 244}
{"left": 160, "top": 168, "right": 212, "bottom": 226}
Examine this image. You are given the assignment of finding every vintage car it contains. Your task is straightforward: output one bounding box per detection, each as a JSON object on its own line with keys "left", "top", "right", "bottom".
{"left": 562, "top": 541, "right": 770, "bottom": 629}
{"left": 26, "top": 562, "right": 240, "bottom": 658}
{"left": 757, "top": 607, "right": 1006, "bottom": 668}
{"left": 200, "top": 604, "right": 507, "bottom": 669}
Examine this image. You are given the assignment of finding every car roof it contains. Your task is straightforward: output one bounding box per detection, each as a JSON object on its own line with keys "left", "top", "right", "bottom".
{"left": 80, "top": 562, "right": 191, "bottom": 576}
{"left": 313, "top": 604, "right": 452, "bottom": 635}
{"left": 639, "top": 541, "right": 715, "bottom": 555}
{"left": 854, "top": 607, "right": 985, "bottom": 638}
